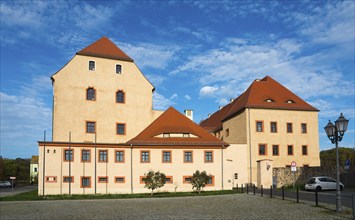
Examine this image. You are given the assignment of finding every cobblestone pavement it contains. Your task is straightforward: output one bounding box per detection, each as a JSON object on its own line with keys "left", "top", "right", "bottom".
{"left": 0, "top": 194, "right": 352, "bottom": 220}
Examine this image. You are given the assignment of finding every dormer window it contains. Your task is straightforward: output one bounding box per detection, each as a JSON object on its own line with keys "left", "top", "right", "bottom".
{"left": 286, "top": 100, "right": 295, "bottom": 104}
{"left": 163, "top": 133, "right": 170, "bottom": 138}
{"left": 89, "top": 61, "right": 95, "bottom": 71}
{"left": 116, "top": 64, "right": 122, "bottom": 74}
{"left": 183, "top": 133, "right": 190, "bottom": 137}
{"left": 265, "top": 99, "right": 275, "bottom": 103}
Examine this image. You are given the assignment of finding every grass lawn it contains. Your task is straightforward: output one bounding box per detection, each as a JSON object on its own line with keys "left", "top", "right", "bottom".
{"left": 0, "top": 189, "right": 239, "bottom": 202}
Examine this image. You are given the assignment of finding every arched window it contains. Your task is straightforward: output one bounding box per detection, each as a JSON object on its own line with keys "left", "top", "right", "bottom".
{"left": 87, "top": 87, "right": 96, "bottom": 101}
{"left": 116, "top": 90, "right": 125, "bottom": 103}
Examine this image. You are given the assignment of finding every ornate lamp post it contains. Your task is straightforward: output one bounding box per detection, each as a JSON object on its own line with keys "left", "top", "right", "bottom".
{"left": 324, "top": 113, "right": 349, "bottom": 212}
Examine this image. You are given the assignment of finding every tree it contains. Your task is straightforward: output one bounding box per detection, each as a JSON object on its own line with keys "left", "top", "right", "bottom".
{"left": 0, "top": 156, "right": 5, "bottom": 180}
{"left": 144, "top": 170, "right": 166, "bottom": 196}
{"left": 191, "top": 170, "right": 209, "bottom": 194}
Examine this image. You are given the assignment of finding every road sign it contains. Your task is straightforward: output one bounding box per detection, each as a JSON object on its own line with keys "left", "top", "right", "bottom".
{"left": 9, "top": 176, "right": 16, "bottom": 180}
{"left": 291, "top": 161, "right": 297, "bottom": 167}
{"left": 344, "top": 159, "right": 350, "bottom": 170}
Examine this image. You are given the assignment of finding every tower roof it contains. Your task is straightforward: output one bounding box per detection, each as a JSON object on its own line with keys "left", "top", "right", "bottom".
{"left": 127, "top": 107, "right": 228, "bottom": 147}
{"left": 76, "top": 36, "right": 133, "bottom": 62}
{"left": 200, "top": 76, "right": 319, "bottom": 130}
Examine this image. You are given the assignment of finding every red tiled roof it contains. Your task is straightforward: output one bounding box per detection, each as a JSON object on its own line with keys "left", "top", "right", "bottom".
{"left": 199, "top": 101, "right": 234, "bottom": 132}
{"left": 127, "top": 107, "right": 228, "bottom": 147}
{"left": 76, "top": 36, "right": 133, "bottom": 62}
{"left": 200, "top": 76, "right": 319, "bottom": 129}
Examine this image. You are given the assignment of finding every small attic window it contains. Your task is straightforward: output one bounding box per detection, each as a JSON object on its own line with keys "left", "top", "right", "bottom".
{"left": 163, "top": 133, "right": 170, "bottom": 138}
{"left": 116, "top": 64, "right": 122, "bottom": 74}
{"left": 286, "top": 100, "right": 295, "bottom": 104}
{"left": 265, "top": 99, "right": 275, "bottom": 103}
{"left": 89, "top": 61, "right": 95, "bottom": 71}
{"left": 183, "top": 133, "right": 190, "bottom": 137}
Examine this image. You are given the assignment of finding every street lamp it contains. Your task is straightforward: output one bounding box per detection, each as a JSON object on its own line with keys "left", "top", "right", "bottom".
{"left": 324, "top": 113, "right": 349, "bottom": 212}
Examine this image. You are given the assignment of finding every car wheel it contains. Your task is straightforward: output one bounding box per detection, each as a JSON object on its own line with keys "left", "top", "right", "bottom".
{"left": 316, "top": 186, "right": 321, "bottom": 191}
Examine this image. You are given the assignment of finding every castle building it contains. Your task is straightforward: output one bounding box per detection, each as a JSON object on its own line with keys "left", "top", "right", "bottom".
{"left": 200, "top": 76, "right": 321, "bottom": 187}
{"left": 38, "top": 37, "right": 320, "bottom": 195}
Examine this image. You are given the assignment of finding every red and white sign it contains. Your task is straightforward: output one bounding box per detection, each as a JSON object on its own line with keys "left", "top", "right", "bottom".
{"left": 291, "top": 161, "right": 297, "bottom": 172}
{"left": 10, "top": 176, "right": 16, "bottom": 180}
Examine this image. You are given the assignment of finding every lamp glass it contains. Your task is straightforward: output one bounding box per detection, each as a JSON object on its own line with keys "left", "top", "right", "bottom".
{"left": 335, "top": 113, "right": 349, "bottom": 133}
{"left": 324, "top": 120, "right": 336, "bottom": 138}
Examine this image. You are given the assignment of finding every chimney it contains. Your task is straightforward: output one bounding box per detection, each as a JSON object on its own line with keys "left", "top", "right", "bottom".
{"left": 184, "top": 109, "right": 193, "bottom": 121}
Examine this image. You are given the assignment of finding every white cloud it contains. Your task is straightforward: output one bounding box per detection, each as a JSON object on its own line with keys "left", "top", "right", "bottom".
{"left": 170, "top": 93, "right": 178, "bottom": 100}
{"left": 200, "top": 86, "right": 219, "bottom": 97}
{"left": 184, "top": 95, "right": 191, "bottom": 100}
{"left": 118, "top": 42, "right": 179, "bottom": 69}
{"left": 153, "top": 92, "right": 175, "bottom": 110}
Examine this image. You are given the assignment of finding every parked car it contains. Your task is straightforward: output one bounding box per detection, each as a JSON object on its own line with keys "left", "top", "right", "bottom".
{"left": 0, "top": 181, "right": 11, "bottom": 188}
{"left": 305, "top": 176, "right": 344, "bottom": 191}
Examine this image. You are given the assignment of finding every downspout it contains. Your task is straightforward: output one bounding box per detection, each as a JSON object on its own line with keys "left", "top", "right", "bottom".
{"left": 94, "top": 132, "right": 97, "bottom": 194}
{"left": 42, "top": 131, "right": 46, "bottom": 196}
{"left": 221, "top": 144, "right": 224, "bottom": 190}
{"left": 130, "top": 144, "right": 133, "bottom": 193}
{"left": 248, "top": 108, "right": 252, "bottom": 185}
{"left": 69, "top": 131, "right": 71, "bottom": 195}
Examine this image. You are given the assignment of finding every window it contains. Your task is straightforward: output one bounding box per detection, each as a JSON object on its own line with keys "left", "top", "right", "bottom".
{"left": 64, "top": 149, "right": 73, "bottom": 162}
{"left": 225, "top": 129, "right": 229, "bottom": 137}
{"left": 116, "top": 90, "right": 125, "bottom": 103}
{"left": 98, "top": 176, "right": 108, "bottom": 183}
{"left": 256, "top": 121, "right": 263, "bottom": 132}
{"left": 34, "top": 167, "right": 37, "bottom": 172}
{"left": 116, "top": 64, "right": 122, "bottom": 74}
{"left": 86, "top": 87, "right": 95, "bottom": 101}
{"left": 163, "top": 133, "right": 170, "bottom": 138}
{"left": 287, "top": 123, "right": 293, "bottom": 133}
{"left": 63, "top": 176, "right": 74, "bottom": 183}
{"left": 89, "top": 61, "right": 95, "bottom": 71}
{"left": 183, "top": 133, "right": 190, "bottom": 137}
{"left": 206, "top": 176, "right": 215, "bottom": 186}
{"left": 184, "top": 151, "right": 193, "bottom": 163}
{"left": 99, "top": 150, "right": 107, "bottom": 162}
{"left": 302, "top": 145, "right": 308, "bottom": 155}
{"left": 116, "top": 123, "right": 125, "bottom": 135}
{"left": 270, "top": 122, "right": 277, "bottom": 133}
{"left": 141, "top": 151, "right": 150, "bottom": 163}
{"left": 46, "top": 176, "right": 57, "bottom": 183}
{"left": 115, "top": 177, "right": 125, "bottom": 183}
{"left": 165, "top": 176, "right": 173, "bottom": 184}
{"left": 162, "top": 151, "right": 171, "bottom": 163}
{"left": 81, "top": 149, "right": 91, "bottom": 162}
{"left": 183, "top": 176, "right": 192, "bottom": 183}
{"left": 205, "top": 151, "right": 213, "bottom": 163}
{"left": 115, "top": 150, "right": 124, "bottom": 162}
{"left": 81, "top": 176, "right": 91, "bottom": 188}
{"left": 287, "top": 145, "right": 293, "bottom": 155}
{"left": 259, "top": 144, "right": 267, "bottom": 155}
{"left": 272, "top": 145, "right": 279, "bottom": 156}
{"left": 301, "top": 123, "right": 307, "bottom": 133}
{"left": 86, "top": 121, "right": 96, "bottom": 133}
{"left": 265, "top": 99, "right": 275, "bottom": 102}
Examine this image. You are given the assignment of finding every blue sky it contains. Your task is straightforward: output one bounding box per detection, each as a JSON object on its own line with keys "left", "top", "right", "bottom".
{"left": 1, "top": 0, "right": 354, "bottom": 159}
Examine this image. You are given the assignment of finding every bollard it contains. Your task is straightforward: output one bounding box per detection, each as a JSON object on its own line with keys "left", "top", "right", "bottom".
{"left": 247, "top": 184, "right": 249, "bottom": 194}
{"left": 315, "top": 190, "right": 318, "bottom": 206}
{"left": 352, "top": 193, "right": 355, "bottom": 220}
{"left": 296, "top": 187, "right": 299, "bottom": 203}
{"left": 270, "top": 185, "right": 273, "bottom": 198}
{"left": 241, "top": 184, "right": 244, "bottom": 193}
{"left": 261, "top": 185, "right": 263, "bottom": 197}
{"left": 282, "top": 186, "right": 285, "bottom": 200}
{"left": 253, "top": 185, "right": 256, "bottom": 195}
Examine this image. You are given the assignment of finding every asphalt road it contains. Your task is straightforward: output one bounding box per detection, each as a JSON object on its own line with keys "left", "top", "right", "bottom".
{"left": 0, "top": 185, "right": 37, "bottom": 197}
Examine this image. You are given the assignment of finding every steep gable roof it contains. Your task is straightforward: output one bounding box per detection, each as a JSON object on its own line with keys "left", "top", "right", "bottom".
{"left": 200, "top": 76, "right": 319, "bottom": 130}
{"left": 76, "top": 36, "right": 133, "bottom": 62}
{"left": 127, "top": 107, "right": 228, "bottom": 147}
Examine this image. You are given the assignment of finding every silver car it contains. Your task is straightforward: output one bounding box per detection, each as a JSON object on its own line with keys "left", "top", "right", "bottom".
{"left": 305, "top": 176, "right": 344, "bottom": 191}
{"left": 0, "top": 181, "right": 11, "bottom": 188}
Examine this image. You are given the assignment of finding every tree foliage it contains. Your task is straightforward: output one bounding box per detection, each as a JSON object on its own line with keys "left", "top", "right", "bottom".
{"left": 320, "top": 147, "right": 355, "bottom": 170}
{"left": 144, "top": 170, "right": 166, "bottom": 196}
{"left": 191, "top": 170, "right": 209, "bottom": 194}
{"left": 0, "top": 157, "right": 5, "bottom": 180}
{"left": 1, "top": 158, "right": 30, "bottom": 182}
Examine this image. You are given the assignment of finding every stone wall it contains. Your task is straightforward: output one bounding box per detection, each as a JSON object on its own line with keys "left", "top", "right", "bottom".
{"left": 273, "top": 166, "right": 355, "bottom": 188}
